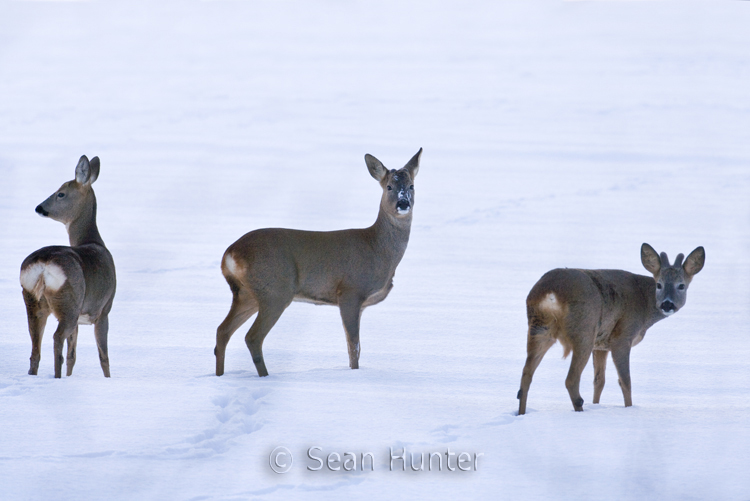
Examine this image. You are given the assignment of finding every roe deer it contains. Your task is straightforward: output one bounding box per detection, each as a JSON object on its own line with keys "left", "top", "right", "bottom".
{"left": 20, "top": 156, "right": 116, "bottom": 378}
{"left": 215, "top": 149, "right": 422, "bottom": 377}
{"left": 517, "top": 243, "right": 705, "bottom": 414}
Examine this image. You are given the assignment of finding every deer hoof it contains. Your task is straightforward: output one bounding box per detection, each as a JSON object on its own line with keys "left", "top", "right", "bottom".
{"left": 573, "top": 397, "right": 584, "bottom": 411}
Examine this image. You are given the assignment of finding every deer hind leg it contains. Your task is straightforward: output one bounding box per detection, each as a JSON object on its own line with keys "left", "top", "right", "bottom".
{"left": 565, "top": 345, "right": 593, "bottom": 412}
{"left": 338, "top": 294, "right": 364, "bottom": 370}
{"left": 244, "top": 296, "right": 290, "bottom": 377}
{"left": 610, "top": 345, "right": 633, "bottom": 407}
{"left": 215, "top": 291, "right": 258, "bottom": 376}
{"left": 65, "top": 327, "right": 79, "bottom": 376}
{"left": 23, "top": 290, "right": 50, "bottom": 376}
{"left": 518, "top": 325, "right": 555, "bottom": 415}
{"left": 592, "top": 350, "right": 608, "bottom": 404}
{"left": 94, "top": 315, "right": 111, "bottom": 377}
{"left": 46, "top": 284, "right": 83, "bottom": 378}
{"left": 52, "top": 315, "right": 78, "bottom": 379}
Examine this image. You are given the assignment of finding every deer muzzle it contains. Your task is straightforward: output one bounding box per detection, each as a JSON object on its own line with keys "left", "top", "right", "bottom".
{"left": 396, "top": 199, "right": 411, "bottom": 214}
{"left": 660, "top": 300, "right": 676, "bottom": 316}
{"left": 35, "top": 205, "right": 49, "bottom": 217}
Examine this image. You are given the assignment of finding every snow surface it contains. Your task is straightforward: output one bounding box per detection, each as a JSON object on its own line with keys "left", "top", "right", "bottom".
{"left": 1, "top": 0, "right": 749, "bottom": 499}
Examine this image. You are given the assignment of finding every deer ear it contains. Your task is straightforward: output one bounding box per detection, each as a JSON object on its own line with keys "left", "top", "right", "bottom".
{"left": 683, "top": 246, "right": 705, "bottom": 278}
{"left": 405, "top": 147, "right": 422, "bottom": 179}
{"left": 365, "top": 154, "right": 388, "bottom": 182}
{"left": 76, "top": 155, "right": 99, "bottom": 185}
{"left": 641, "top": 243, "right": 661, "bottom": 275}
{"left": 87, "top": 156, "right": 100, "bottom": 184}
{"left": 75, "top": 155, "right": 93, "bottom": 185}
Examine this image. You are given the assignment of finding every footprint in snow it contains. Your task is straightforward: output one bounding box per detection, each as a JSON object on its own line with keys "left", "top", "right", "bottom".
{"left": 161, "top": 386, "right": 268, "bottom": 459}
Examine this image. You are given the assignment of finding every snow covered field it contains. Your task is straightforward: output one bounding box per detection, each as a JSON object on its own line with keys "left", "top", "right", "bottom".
{"left": 1, "top": 0, "right": 749, "bottom": 499}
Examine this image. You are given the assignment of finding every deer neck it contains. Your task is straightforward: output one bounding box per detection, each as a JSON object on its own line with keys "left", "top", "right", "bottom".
{"left": 368, "top": 207, "right": 412, "bottom": 263}
{"left": 67, "top": 197, "right": 105, "bottom": 247}
{"left": 641, "top": 277, "right": 667, "bottom": 328}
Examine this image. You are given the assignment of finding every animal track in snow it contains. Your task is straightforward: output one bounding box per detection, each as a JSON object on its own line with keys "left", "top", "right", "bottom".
{"left": 161, "top": 386, "right": 268, "bottom": 459}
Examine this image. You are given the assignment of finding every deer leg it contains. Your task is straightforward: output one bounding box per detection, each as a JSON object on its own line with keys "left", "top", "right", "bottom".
{"left": 45, "top": 281, "right": 84, "bottom": 378}
{"left": 592, "top": 350, "right": 608, "bottom": 404}
{"left": 52, "top": 317, "right": 77, "bottom": 379}
{"left": 94, "top": 315, "right": 111, "bottom": 378}
{"left": 610, "top": 345, "right": 633, "bottom": 407}
{"left": 518, "top": 326, "right": 555, "bottom": 415}
{"left": 338, "top": 295, "right": 364, "bottom": 370}
{"left": 65, "top": 326, "right": 79, "bottom": 376}
{"left": 23, "top": 291, "right": 49, "bottom": 376}
{"left": 565, "top": 347, "right": 593, "bottom": 412}
{"left": 245, "top": 300, "right": 288, "bottom": 377}
{"left": 215, "top": 293, "right": 258, "bottom": 376}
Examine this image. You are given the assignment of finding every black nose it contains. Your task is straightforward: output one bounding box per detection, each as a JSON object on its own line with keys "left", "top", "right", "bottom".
{"left": 660, "top": 300, "right": 676, "bottom": 313}
{"left": 396, "top": 200, "right": 410, "bottom": 211}
{"left": 35, "top": 205, "right": 49, "bottom": 216}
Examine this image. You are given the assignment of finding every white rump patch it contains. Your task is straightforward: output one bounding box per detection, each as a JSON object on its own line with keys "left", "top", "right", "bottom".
{"left": 43, "top": 264, "right": 67, "bottom": 291}
{"left": 539, "top": 292, "right": 562, "bottom": 313}
{"left": 20, "top": 263, "right": 44, "bottom": 292}
{"left": 223, "top": 253, "right": 240, "bottom": 277}
{"left": 20, "top": 262, "right": 67, "bottom": 300}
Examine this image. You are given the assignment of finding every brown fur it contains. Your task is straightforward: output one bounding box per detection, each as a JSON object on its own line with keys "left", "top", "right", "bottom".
{"left": 19, "top": 156, "right": 116, "bottom": 378}
{"left": 214, "top": 149, "right": 422, "bottom": 377}
{"left": 517, "top": 244, "right": 705, "bottom": 414}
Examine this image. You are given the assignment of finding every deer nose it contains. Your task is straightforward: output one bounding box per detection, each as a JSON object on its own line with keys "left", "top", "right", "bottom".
{"left": 660, "top": 300, "right": 676, "bottom": 315}
{"left": 35, "top": 205, "right": 49, "bottom": 217}
{"left": 396, "top": 200, "right": 410, "bottom": 213}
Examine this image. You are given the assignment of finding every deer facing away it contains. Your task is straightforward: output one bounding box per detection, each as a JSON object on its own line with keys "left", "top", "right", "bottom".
{"left": 19, "top": 156, "right": 116, "bottom": 378}
{"left": 517, "top": 243, "right": 705, "bottom": 414}
{"left": 215, "top": 149, "right": 422, "bottom": 377}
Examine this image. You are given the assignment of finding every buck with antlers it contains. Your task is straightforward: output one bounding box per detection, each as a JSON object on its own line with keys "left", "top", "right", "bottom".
{"left": 517, "top": 243, "right": 705, "bottom": 414}
{"left": 215, "top": 149, "right": 422, "bottom": 377}
{"left": 20, "top": 156, "right": 116, "bottom": 378}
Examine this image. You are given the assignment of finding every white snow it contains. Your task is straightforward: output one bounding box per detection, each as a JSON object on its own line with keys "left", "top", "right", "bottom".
{"left": 1, "top": 0, "right": 749, "bottom": 499}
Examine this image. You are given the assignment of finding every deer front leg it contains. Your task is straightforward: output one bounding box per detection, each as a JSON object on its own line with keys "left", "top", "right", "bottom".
{"left": 338, "top": 295, "right": 364, "bottom": 370}
{"left": 65, "top": 327, "right": 79, "bottom": 376}
{"left": 94, "top": 315, "right": 112, "bottom": 378}
{"left": 610, "top": 345, "right": 633, "bottom": 407}
{"left": 23, "top": 291, "right": 49, "bottom": 376}
{"left": 592, "top": 350, "right": 608, "bottom": 404}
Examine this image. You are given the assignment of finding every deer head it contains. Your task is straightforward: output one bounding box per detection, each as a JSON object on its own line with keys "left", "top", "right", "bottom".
{"left": 365, "top": 148, "right": 421, "bottom": 219}
{"left": 641, "top": 243, "right": 705, "bottom": 316}
{"left": 35, "top": 155, "right": 100, "bottom": 226}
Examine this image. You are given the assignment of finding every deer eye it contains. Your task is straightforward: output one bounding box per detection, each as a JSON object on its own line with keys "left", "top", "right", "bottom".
{"left": 678, "top": 284, "right": 685, "bottom": 290}
{"left": 387, "top": 186, "right": 392, "bottom": 191}
{"left": 57, "top": 193, "right": 65, "bottom": 198}
{"left": 409, "top": 185, "right": 414, "bottom": 190}
{"left": 656, "top": 283, "right": 663, "bottom": 290}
